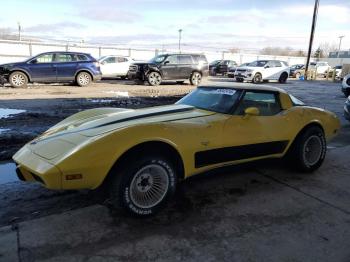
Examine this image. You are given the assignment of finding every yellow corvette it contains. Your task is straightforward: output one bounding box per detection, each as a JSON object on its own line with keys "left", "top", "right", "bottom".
{"left": 13, "top": 85, "right": 340, "bottom": 216}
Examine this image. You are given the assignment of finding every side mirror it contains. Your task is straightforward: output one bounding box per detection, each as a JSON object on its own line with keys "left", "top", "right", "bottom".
{"left": 100, "top": 61, "right": 106, "bottom": 65}
{"left": 244, "top": 107, "right": 260, "bottom": 117}
{"left": 164, "top": 61, "right": 170, "bottom": 65}
{"left": 264, "top": 65, "right": 269, "bottom": 68}
{"left": 30, "top": 59, "right": 38, "bottom": 64}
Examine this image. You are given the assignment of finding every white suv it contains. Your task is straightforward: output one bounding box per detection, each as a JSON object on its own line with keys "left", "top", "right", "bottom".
{"left": 234, "top": 60, "right": 290, "bottom": 84}
{"left": 98, "top": 56, "right": 134, "bottom": 79}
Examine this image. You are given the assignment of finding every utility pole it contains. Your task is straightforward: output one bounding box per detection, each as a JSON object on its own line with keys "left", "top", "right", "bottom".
{"left": 305, "top": 0, "right": 319, "bottom": 80}
{"left": 17, "top": 22, "right": 22, "bottom": 41}
{"left": 178, "top": 29, "right": 182, "bottom": 53}
{"left": 337, "top": 35, "right": 345, "bottom": 58}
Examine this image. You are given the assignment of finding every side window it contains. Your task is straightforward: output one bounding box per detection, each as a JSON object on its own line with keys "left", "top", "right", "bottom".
{"left": 117, "top": 57, "right": 128, "bottom": 63}
{"left": 178, "top": 55, "right": 193, "bottom": 64}
{"left": 35, "top": 54, "right": 54, "bottom": 63}
{"left": 235, "top": 91, "right": 282, "bottom": 116}
{"left": 274, "top": 61, "right": 282, "bottom": 67}
{"left": 105, "top": 57, "right": 116, "bottom": 63}
{"left": 77, "top": 55, "right": 89, "bottom": 61}
{"left": 165, "top": 55, "right": 178, "bottom": 64}
{"left": 55, "top": 54, "right": 74, "bottom": 62}
{"left": 266, "top": 61, "right": 274, "bottom": 68}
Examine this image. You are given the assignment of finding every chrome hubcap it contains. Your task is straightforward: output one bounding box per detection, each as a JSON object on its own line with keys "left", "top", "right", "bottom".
{"left": 78, "top": 73, "right": 90, "bottom": 86}
{"left": 130, "top": 164, "right": 169, "bottom": 209}
{"left": 303, "top": 135, "right": 323, "bottom": 166}
{"left": 149, "top": 72, "right": 161, "bottom": 85}
{"left": 192, "top": 73, "right": 201, "bottom": 85}
{"left": 11, "top": 74, "right": 25, "bottom": 86}
{"left": 255, "top": 74, "right": 262, "bottom": 82}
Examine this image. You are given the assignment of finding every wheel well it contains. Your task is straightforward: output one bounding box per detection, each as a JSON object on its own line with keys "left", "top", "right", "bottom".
{"left": 10, "top": 70, "right": 31, "bottom": 82}
{"left": 191, "top": 70, "right": 202, "bottom": 76}
{"left": 104, "top": 141, "right": 185, "bottom": 186}
{"left": 75, "top": 70, "right": 93, "bottom": 81}
{"left": 290, "top": 122, "right": 324, "bottom": 148}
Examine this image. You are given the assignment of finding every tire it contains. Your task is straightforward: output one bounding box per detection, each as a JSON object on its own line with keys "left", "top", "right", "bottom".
{"left": 343, "top": 90, "right": 350, "bottom": 97}
{"left": 147, "top": 71, "right": 162, "bottom": 86}
{"left": 76, "top": 71, "right": 92, "bottom": 87}
{"left": 190, "top": 72, "right": 202, "bottom": 85}
{"left": 236, "top": 78, "right": 244, "bottom": 82}
{"left": 120, "top": 76, "right": 126, "bottom": 80}
{"left": 295, "top": 72, "right": 301, "bottom": 79}
{"left": 252, "top": 73, "right": 262, "bottom": 84}
{"left": 110, "top": 154, "right": 177, "bottom": 216}
{"left": 287, "top": 126, "right": 326, "bottom": 172}
{"left": 9, "top": 71, "right": 28, "bottom": 88}
{"left": 278, "top": 72, "right": 288, "bottom": 84}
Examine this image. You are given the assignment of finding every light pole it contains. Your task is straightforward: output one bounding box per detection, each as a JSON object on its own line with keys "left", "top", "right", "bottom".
{"left": 305, "top": 0, "right": 319, "bottom": 80}
{"left": 17, "top": 22, "right": 22, "bottom": 41}
{"left": 337, "top": 35, "right": 345, "bottom": 58}
{"left": 178, "top": 29, "right": 182, "bottom": 53}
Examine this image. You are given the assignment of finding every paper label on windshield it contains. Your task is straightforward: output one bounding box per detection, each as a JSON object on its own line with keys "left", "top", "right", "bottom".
{"left": 214, "top": 89, "right": 236, "bottom": 96}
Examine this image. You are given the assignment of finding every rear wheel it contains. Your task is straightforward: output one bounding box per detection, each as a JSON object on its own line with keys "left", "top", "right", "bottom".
{"left": 110, "top": 154, "right": 177, "bottom": 216}
{"left": 252, "top": 73, "right": 262, "bottom": 84}
{"left": 190, "top": 72, "right": 202, "bottom": 85}
{"left": 287, "top": 126, "right": 326, "bottom": 172}
{"left": 9, "top": 71, "right": 28, "bottom": 88}
{"left": 278, "top": 72, "right": 288, "bottom": 83}
{"left": 148, "top": 71, "right": 162, "bottom": 86}
{"left": 76, "top": 72, "right": 92, "bottom": 87}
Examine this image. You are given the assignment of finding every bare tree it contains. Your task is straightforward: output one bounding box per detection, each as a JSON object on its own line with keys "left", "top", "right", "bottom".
{"left": 260, "top": 46, "right": 306, "bottom": 57}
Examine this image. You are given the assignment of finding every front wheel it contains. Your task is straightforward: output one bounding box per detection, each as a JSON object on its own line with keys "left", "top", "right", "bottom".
{"left": 76, "top": 72, "right": 92, "bottom": 87}
{"left": 147, "top": 71, "right": 162, "bottom": 86}
{"left": 190, "top": 72, "right": 202, "bottom": 85}
{"left": 110, "top": 155, "right": 177, "bottom": 216}
{"left": 287, "top": 126, "right": 326, "bottom": 172}
{"left": 9, "top": 71, "right": 28, "bottom": 88}
{"left": 252, "top": 73, "right": 262, "bottom": 84}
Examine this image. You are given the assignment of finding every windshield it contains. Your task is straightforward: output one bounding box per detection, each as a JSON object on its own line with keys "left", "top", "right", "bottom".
{"left": 149, "top": 55, "right": 167, "bottom": 64}
{"left": 248, "top": 60, "right": 268, "bottom": 67}
{"left": 176, "top": 87, "right": 241, "bottom": 114}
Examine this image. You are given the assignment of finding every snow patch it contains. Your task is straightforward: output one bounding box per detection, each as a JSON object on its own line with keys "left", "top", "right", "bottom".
{"left": 104, "top": 91, "right": 129, "bottom": 97}
{"left": 0, "top": 108, "right": 26, "bottom": 119}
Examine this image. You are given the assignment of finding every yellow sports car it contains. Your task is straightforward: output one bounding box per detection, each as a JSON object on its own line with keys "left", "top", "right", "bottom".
{"left": 13, "top": 85, "right": 340, "bottom": 216}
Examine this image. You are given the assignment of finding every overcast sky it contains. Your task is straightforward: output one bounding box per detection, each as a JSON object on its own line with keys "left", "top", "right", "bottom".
{"left": 1, "top": 0, "right": 349, "bottom": 52}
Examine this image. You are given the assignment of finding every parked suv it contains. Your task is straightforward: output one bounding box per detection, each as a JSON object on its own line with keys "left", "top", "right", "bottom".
{"left": 234, "top": 60, "right": 289, "bottom": 83}
{"left": 127, "top": 53, "right": 208, "bottom": 86}
{"left": 0, "top": 51, "right": 102, "bottom": 88}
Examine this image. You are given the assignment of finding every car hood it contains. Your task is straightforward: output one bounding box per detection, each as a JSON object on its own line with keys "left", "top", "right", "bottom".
{"left": 33, "top": 104, "right": 215, "bottom": 142}
{"left": 131, "top": 62, "right": 157, "bottom": 66}
{"left": 0, "top": 63, "right": 17, "bottom": 70}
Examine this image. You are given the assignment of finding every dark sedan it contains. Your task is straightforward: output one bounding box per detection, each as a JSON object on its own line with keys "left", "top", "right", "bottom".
{"left": 289, "top": 64, "right": 304, "bottom": 78}
{"left": 210, "top": 60, "right": 237, "bottom": 76}
{"left": 0, "top": 52, "right": 102, "bottom": 88}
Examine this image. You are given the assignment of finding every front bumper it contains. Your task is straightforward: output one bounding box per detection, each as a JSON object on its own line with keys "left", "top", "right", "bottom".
{"left": 127, "top": 71, "right": 144, "bottom": 81}
{"left": 93, "top": 73, "right": 102, "bottom": 81}
{"left": 234, "top": 71, "right": 253, "bottom": 80}
{"left": 13, "top": 146, "right": 62, "bottom": 189}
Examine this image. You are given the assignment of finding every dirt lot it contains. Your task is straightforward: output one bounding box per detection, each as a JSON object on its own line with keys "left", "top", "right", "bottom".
{"left": 0, "top": 77, "right": 349, "bottom": 261}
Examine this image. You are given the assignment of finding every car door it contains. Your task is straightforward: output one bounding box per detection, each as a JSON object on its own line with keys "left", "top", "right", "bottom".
{"left": 161, "top": 55, "right": 179, "bottom": 79}
{"left": 220, "top": 91, "right": 291, "bottom": 162}
{"left": 55, "top": 53, "right": 78, "bottom": 81}
{"left": 27, "top": 53, "right": 57, "bottom": 82}
{"left": 116, "top": 57, "right": 130, "bottom": 76}
{"left": 177, "top": 55, "right": 194, "bottom": 78}
{"left": 100, "top": 56, "right": 117, "bottom": 77}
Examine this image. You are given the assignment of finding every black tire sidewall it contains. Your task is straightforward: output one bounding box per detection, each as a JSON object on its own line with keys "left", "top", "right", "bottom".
{"left": 293, "top": 127, "right": 326, "bottom": 172}
{"left": 279, "top": 72, "right": 288, "bottom": 83}
{"left": 117, "top": 156, "right": 177, "bottom": 216}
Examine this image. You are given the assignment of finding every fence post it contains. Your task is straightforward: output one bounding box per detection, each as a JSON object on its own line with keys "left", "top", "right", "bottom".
{"left": 65, "top": 43, "right": 69, "bottom": 51}
{"left": 29, "top": 41, "right": 32, "bottom": 56}
{"left": 128, "top": 48, "right": 131, "bottom": 57}
{"left": 98, "top": 47, "right": 101, "bottom": 57}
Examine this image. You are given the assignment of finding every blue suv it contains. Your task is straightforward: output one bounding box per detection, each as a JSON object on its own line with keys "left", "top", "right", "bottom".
{"left": 0, "top": 51, "right": 102, "bottom": 88}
